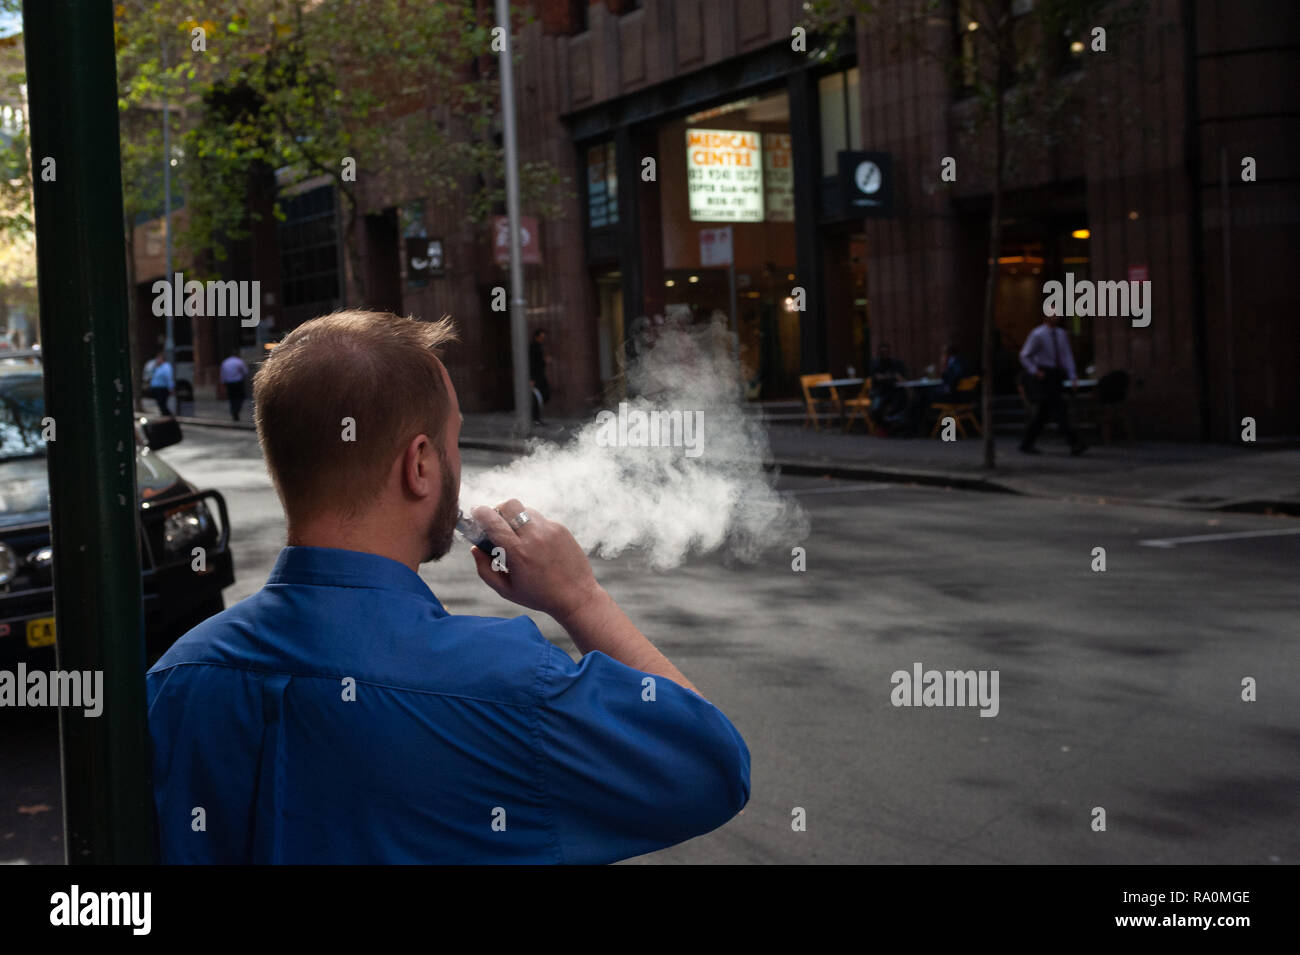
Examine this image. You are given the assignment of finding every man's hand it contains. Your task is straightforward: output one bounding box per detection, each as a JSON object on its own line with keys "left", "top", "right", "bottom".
{"left": 470, "top": 502, "right": 601, "bottom": 622}
{"left": 468, "top": 500, "right": 703, "bottom": 696}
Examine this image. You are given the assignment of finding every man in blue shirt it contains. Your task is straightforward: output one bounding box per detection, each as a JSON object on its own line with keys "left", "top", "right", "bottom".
{"left": 219, "top": 348, "right": 250, "bottom": 421}
{"left": 148, "top": 349, "right": 174, "bottom": 415}
{"left": 146, "top": 309, "right": 750, "bottom": 864}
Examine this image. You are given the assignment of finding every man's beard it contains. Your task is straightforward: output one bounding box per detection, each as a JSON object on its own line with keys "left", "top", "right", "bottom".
{"left": 424, "top": 451, "right": 460, "bottom": 563}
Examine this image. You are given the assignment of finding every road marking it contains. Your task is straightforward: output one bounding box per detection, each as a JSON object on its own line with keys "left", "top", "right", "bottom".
{"left": 1139, "top": 528, "right": 1300, "bottom": 548}
{"left": 786, "top": 483, "right": 891, "bottom": 496}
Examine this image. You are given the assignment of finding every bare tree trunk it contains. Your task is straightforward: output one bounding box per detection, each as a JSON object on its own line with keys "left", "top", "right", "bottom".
{"left": 980, "top": 85, "right": 1004, "bottom": 470}
{"left": 341, "top": 186, "right": 366, "bottom": 306}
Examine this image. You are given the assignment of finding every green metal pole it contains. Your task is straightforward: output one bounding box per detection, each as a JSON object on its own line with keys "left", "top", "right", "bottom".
{"left": 23, "top": 0, "right": 154, "bottom": 863}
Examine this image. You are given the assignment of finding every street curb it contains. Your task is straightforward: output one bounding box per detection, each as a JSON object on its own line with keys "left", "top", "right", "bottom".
{"left": 772, "top": 463, "right": 1297, "bottom": 516}
{"left": 765, "top": 457, "right": 1021, "bottom": 495}
{"left": 181, "top": 426, "right": 1296, "bottom": 518}
{"left": 173, "top": 416, "right": 255, "bottom": 432}
{"left": 1213, "top": 499, "right": 1300, "bottom": 518}
{"left": 461, "top": 434, "right": 1299, "bottom": 516}
{"left": 458, "top": 434, "right": 1020, "bottom": 495}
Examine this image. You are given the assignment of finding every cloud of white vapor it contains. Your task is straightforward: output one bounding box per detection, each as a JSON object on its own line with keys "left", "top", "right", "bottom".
{"left": 460, "top": 313, "right": 808, "bottom": 570}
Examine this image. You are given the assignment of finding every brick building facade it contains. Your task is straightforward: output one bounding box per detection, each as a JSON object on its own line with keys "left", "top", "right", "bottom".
{"left": 135, "top": 0, "right": 1299, "bottom": 440}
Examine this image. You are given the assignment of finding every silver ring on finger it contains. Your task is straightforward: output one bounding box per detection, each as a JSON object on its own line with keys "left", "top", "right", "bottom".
{"left": 510, "top": 511, "right": 531, "bottom": 529}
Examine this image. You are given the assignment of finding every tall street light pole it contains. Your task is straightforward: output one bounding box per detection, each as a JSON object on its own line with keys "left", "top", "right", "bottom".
{"left": 162, "top": 39, "right": 174, "bottom": 370}
{"left": 495, "top": 0, "right": 530, "bottom": 434}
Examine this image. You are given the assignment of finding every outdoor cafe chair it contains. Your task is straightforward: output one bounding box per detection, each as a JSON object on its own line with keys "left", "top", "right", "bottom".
{"left": 842, "top": 378, "right": 876, "bottom": 434}
{"left": 929, "top": 375, "right": 983, "bottom": 438}
{"left": 800, "top": 373, "right": 839, "bottom": 431}
{"left": 1094, "top": 369, "right": 1132, "bottom": 444}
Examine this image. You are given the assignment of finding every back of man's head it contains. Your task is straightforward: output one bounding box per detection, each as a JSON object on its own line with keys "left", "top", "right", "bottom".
{"left": 253, "top": 309, "right": 458, "bottom": 527}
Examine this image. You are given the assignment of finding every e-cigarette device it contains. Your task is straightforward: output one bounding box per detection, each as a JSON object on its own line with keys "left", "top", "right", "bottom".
{"left": 455, "top": 508, "right": 495, "bottom": 552}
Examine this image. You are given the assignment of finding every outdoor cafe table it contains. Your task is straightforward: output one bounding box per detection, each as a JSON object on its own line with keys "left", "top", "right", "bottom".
{"left": 1067, "top": 378, "right": 1100, "bottom": 413}
{"left": 810, "top": 377, "right": 1102, "bottom": 428}
{"left": 809, "top": 377, "right": 865, "bottom": 390}
{"left": 899, "top": 377, "right": 1099, "bottom": 392}
{"left": 808, "top": 377, "right": 864, "bottom": 426}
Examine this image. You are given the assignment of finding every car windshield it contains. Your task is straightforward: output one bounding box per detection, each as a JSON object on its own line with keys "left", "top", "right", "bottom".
{"left": 0, "top": 372, "right": 48, "bottom": 460}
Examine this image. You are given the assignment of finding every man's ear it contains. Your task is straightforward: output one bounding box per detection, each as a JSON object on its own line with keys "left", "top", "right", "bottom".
{"left": 401, "top": 433, "right": 437, "bottom": 499}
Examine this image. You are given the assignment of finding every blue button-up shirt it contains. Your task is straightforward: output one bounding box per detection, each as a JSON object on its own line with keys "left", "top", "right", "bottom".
{"left": 146, "top": 546, "right": 750, "bottom": 864}
{"left": 149, "top": 361, "right": 174, "bottom": 390}
{"left": 219, "top": 355, "right": 248, "bottom": 384}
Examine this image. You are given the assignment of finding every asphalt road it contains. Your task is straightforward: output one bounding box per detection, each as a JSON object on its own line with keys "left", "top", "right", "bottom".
{"left": 3, "top": 425, "right": 1297, "bottom": 864}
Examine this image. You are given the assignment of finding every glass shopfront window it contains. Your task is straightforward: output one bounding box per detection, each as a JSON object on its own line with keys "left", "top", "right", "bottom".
{"left": 656, "top": 89, "right": 801, "bottom": 398}
{"left": 586, "top": 141, "right": 619, "bottom": 230}
{"left": 818, "top": 68, "right": 861, "bottom": 177}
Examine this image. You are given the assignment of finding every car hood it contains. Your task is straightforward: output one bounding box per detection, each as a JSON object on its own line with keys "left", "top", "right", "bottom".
{"left": 0, "top": 450, "right": 190, "bottom": 529}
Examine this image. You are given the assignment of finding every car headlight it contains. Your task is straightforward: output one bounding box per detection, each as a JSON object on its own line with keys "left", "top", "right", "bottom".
{"left": 162, "top": 501, "right": 215, "bottom": 560}
{"left": 0, "top": 542, "right": 16, "bottom": 586}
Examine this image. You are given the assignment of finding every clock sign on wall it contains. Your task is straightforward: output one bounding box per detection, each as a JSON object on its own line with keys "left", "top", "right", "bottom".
{"left": 855, "top": 160, "right": 882, "bottom": 194}
{"left": 838, "top": 151, "right": 893, "bottom": 218}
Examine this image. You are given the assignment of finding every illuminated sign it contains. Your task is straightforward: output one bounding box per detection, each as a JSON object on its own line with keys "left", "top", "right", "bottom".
{"left": 686, "top": 129, "right": 763, "bottom": 222}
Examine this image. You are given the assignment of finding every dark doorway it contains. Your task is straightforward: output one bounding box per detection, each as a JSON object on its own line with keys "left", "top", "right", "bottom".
{"left": 364, "top": 208, "right": 403, "bottom": 314}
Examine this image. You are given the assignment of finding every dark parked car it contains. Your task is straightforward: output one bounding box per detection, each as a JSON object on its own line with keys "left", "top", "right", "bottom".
{"left": 0, "top": 351, "right": 233, "bottom": 666}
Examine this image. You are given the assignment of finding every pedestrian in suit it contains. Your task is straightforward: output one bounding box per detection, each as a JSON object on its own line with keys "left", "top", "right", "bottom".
{"left": 1019, "top": 307, "right": 1087, "bottom": 455}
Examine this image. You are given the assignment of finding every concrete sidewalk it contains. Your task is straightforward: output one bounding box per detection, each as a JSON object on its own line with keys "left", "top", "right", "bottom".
{"left": 163, "top": 396, "right": 1300, "bottom": 516}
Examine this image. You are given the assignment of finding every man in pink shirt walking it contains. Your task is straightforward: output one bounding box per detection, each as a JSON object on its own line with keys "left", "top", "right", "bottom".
{"left": 1019, "top": 307, "right": 1087, "bottom": 456}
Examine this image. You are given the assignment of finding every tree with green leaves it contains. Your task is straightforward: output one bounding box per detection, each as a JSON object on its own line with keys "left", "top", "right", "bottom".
{"left": 0, "top": 8, "right": 36, "bottom": 341}
{"left": 114, "top": 0, "right": 566, "bottom": 307}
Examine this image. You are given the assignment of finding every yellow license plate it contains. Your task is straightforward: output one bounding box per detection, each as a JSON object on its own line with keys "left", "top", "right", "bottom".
{"left": 25, "top": 617, "right": 55, "bottom": 649}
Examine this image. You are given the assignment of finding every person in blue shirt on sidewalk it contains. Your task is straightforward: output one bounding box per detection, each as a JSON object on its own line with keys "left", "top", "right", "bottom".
{"left": 146, "top": 309, "right": 750, "bottom": 864}
{"left": 148, "top": 349, "right": 174, "bottom": 415}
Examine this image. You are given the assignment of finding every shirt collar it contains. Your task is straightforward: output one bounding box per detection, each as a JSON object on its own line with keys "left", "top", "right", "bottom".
{"left": 266, "top": 546, "right": 447, "bottom": 615}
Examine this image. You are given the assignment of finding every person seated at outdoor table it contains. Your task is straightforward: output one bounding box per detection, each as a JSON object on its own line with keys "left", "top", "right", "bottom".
{"left": 902, "top": 343, "right": 968, "bottom": 435}
{"left": 869, "top": 343, "right": 907, "bottom": 381}
{"left": 937, "top": 343, "right": 970, "bottom": 401}
{"left": 867, "top": 343, "right": 909, "bottom": 434}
